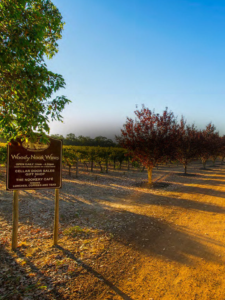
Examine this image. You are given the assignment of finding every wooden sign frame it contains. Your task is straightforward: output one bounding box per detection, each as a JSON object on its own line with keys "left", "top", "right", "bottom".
{"left": 6, "top": 137, "right": 62, "bottom": 250}
{"left": 6, "top": 137, "right": 62, "bottom": 190}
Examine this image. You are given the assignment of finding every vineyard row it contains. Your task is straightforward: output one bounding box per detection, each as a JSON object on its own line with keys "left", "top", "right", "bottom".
{"left": 0, "top": 144, "right": 224, "bottom": 177}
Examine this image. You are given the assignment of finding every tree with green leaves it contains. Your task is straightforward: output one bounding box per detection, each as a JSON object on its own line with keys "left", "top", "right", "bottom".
{"left": 66, "top": 133, "right": 76, "bottom": 141}
{"left": 0, "top": 0, "right": 70, "bottom": 143}
{"left": 0, "top": 145, "right": 7, "bottom": 165}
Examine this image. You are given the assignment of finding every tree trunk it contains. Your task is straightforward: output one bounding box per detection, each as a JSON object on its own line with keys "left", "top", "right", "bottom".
{"left": 184, "top": 164, "right": 187, "bottom": 174}
{"left": 91, "top": 160, "right": 93, "bottom": 172}
{"left": 99, "top": 162, "right": 103, "bottom": 172}
{"left": 105, "top": 158, "right": 108, "bottom": 173}
{"left": 127, "top": 158, "right": 130, "bottom": 171}
{"left": 76, "top": 160, "right": 78, "bottom": 178}
{"left": 114, "top": 158, "right": 116, "bottom": 170}
{"left": 221, "top": 157, "right": 224, "bottom": 165}
{"left": 69, "top": 165, "right": 71, "bottom": 176}
{"left": 203, "top": 160, "right": 206, "bottom": 169}
{"left": 84, "top": 162, "right": 89, "bottom": 171}
{"left": 147, "top": 167, "right": 153, "bottom": 185}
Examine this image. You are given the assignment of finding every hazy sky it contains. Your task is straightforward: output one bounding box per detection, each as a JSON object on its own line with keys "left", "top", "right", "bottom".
{"left": 47, "top": 0, "right": 225, "bottom": 140}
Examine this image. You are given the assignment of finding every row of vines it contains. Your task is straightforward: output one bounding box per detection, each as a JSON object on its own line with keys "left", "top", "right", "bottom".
{"left": 63, "top": 146, "right": 130, "bottom": 176}
{"left": 0, "top": 138, "right": 225, "bottom": 178}
{"left": 0, "top": 144, "right": 132, "bottom": 176}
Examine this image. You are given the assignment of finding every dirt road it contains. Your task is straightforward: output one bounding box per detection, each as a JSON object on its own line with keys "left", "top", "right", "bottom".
{"left": 0, "top": 163, "right": 225, "bottom": 299}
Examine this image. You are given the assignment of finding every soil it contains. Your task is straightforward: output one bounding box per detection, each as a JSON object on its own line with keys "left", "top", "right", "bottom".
{"left": 1, "top": 161, "right": 225, "bottom": 299}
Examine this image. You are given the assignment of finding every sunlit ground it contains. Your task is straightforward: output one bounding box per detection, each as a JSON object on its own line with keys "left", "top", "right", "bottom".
{"left": 1, "top": 161, "right": 225, "bottom": 299}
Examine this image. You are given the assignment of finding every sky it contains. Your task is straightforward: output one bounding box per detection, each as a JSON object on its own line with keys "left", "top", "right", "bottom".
{"left": 47, "top": 0, "right": 225, "bottom": 140}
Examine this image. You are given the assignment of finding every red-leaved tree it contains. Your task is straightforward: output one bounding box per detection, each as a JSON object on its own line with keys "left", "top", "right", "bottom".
{"left": 209, "top": 132, "right": 221, "bottom": 166}
{"left": 199, "top": 123, "right": 219, "bottom": 169}
{"left": 219, "top": 135, "right": 225, "bottom": 164}
{"left": 175, "top": 117, "right": 200, "bottom": 174}
{"left": 116, "top": 106, "right": 178, "bottom": 185}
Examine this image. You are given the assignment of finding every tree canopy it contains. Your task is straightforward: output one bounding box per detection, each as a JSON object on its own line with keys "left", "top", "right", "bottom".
{"left": 0, "top": 0, "right": 70, "bottom": 142}
{"left": 175, "top": 116, "right": 201, "bottom": 174}
{"left": 116, "top": 106, "right": 178, "bottom": 184}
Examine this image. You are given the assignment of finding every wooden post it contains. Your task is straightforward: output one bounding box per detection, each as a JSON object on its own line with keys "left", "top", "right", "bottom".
{"left": 12, "top": 190, "right": 19, "bottom": 251}
{"left": 53, "top": 189, "right": 59, "bottom": 245}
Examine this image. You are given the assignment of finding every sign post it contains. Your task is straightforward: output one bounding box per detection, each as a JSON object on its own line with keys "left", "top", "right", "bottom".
{"left": 12, "top": 190, "right": 19, "bottom": 250}
{"left": 7, "top": 137, "right": 62, "bottom": 250}
{"left": 53, "top": 189, "right": 59, "bottom": 245}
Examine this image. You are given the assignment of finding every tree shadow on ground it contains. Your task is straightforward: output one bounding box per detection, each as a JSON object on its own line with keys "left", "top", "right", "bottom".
{"left": 102, "top": 210, "right": 222, "bottom": 266}
{"left": 175, "top": 173, "right": 201, "bottom": 177}
{"left": 0, "top": 197, "right": 223, "bottom": 300}
{"left": 0, "top": 246, "right": 63, "bottom": 300}
{"left": 132, "top": 175, "right": 225, "bottom": 197}
{"left": 55, "top": 245, "right": 134, "bottom": 300}
{"left": 1, "top": 192, "right": 222, "bottom": 266}
{"left": 120, "top": 192, "right": 225, "bottom": 214}
{"left": 181, "top": 177, "right": 225, "bottom": 186}
{"left": 198, "top": 175, "right": 225, "bottom": 182}
{"left": 207, "top": 165, "right": 222, "bottom": 168}
{"left": 1, "top": 164, "right": 225, "bottom": 284}
{"left": 197, "top": 170, "right": 225, "bottom": 176}
{"left": 177, "top": 226, "right": 225, "bottom": 249}
{"left": 1, "top": 173, "right": 225, "bottom": 232}
{"left": 54, "top": 197, "right": 224, "bottom": 266}
{"left": 167, "top": 181, "right": 225, "bottom": 200}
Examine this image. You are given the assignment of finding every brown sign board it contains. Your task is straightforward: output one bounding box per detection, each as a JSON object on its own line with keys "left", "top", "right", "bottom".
{"left": 6, "top": 138, "right": 62, "bottom": 190}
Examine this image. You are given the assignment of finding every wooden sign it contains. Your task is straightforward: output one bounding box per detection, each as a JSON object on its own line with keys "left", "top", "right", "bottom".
{"left": 7, "top": 137, "right": 62, "bottom": 190}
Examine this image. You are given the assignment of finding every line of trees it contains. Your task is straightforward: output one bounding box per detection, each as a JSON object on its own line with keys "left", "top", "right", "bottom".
{"left": 1, "top": 106, "right": 225, "bottom": 183}
{"left": 1, "top": 135, "right": 224, "bottom": 178}
{"left": 116, "top": 106, "right": 225, "bottom": 185}
{"left": 50, "top": 133, "right": 117, "bottom": 147}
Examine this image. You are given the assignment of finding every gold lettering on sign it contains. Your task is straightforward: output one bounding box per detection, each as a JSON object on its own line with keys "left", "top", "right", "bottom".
{"left": 22, "top": 140, "right": 50, "bottom": 151}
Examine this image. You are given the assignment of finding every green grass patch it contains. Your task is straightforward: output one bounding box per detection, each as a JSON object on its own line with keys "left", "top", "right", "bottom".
{"left": 63, "top": 226, "right": 90, "bottom": 237}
